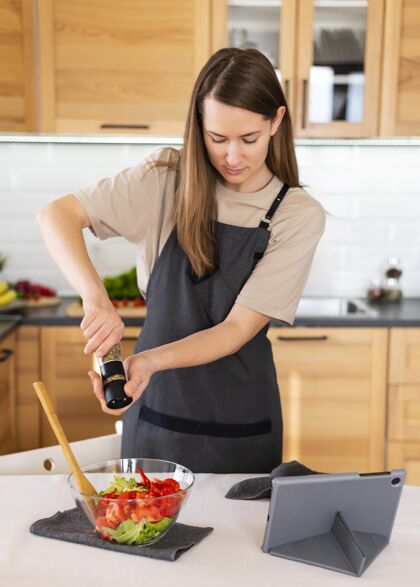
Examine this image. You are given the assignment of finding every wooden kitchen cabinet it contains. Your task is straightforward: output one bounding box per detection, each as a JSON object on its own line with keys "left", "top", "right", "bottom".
{"left": 212, "top": 0, "right": 297, "bottom": 117}
{"left": 294, "top": 0, "right": 384, "bottom": 137}
{"left": 0, "top": 331, "right": 17, "bottom": 455}
{"left": 36, "top": 0, "right": 211, "bottom": 135}
{"left": 380, "top": 0, "right": 420, "bottom": 135}
{"left": 387, "top": 328, "right": 420, "bottom": 485}
{"left": 388, "top": 386, "right": 420, "bottom": 441}
{"left": 4, "top": 0, "right": 420, "bottom": 138}
{"left": 268, "top": 327, "right": 388, "bottom": 473}
{"left": 387, "top": 442, "right": 420, "bottom": 486}
{"left": 0, "top": 0, "right": 36, "bottom": 132}
{"left": 388, "top": 328, "right": 420, "bottom": 384}
{"left": 212, "top": 1, "right": 385, "bottom": 138}
{"left": 15, "top": 325, "right": 41, "bottom": 451}
{"left": 40, "top": 325, "right": 141, "bottom": 446}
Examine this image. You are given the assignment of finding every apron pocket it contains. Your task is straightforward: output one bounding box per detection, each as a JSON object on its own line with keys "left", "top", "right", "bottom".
{"left": 139, "top": 405, "right": 272, "bottom": 438}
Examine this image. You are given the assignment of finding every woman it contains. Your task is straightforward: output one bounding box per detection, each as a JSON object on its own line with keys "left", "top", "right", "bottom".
{"left": 38, "top": 48, "right": 325, "bottom": 473}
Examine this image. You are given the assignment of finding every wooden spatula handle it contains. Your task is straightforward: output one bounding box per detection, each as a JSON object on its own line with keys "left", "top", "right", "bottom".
{"left": 33, "top": 381, "right": 96, "bottom": 494}
{"left": 33, "top": 382, "right": 78, "bottom": 467}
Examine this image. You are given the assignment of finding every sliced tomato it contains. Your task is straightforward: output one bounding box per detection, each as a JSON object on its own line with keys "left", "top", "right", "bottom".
{"left": 158, "top": 495, "right": 183, "bottom": 517}
{"left": 95, "top": 516, "right": 109, "bottom": 528}
{"left": 118, "top": 490, "right": 146, "bottom": 501}
{"left": 146, "top": 503, "right": 165, "bottom": 523}
{"left": 150, "top": 478, "right": 181, "bottom": 496}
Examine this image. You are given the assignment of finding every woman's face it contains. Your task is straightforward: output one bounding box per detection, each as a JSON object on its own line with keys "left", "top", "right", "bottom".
{"left": 202, "top": 96, "right": 285, "bottom": 192}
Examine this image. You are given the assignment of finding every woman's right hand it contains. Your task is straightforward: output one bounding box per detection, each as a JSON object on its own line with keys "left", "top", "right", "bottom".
{"left": 88, "top": 351, "right": 156, "bottom": 416}
{"left": 80, "top": 297, "right": 124, "bottom": 357}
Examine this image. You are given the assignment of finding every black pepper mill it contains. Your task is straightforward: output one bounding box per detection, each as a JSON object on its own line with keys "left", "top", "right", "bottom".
{"left": 97, "top": 343, "right": 133, "bottom": 409}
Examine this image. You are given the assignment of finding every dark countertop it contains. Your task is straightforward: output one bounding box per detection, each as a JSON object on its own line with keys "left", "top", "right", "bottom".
{"left": 1, "top": 296, "right": 420, "bottom": 330}
{"left": 292, "top": 298, "right": 420, "bottom": 327}
{"left": 0, "top": 316, "right": 22, "bottom": 343}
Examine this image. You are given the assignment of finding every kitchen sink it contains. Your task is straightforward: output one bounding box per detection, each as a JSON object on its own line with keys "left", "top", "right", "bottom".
{"left": 295, "top": 297, "right": 379, "bottom": 318}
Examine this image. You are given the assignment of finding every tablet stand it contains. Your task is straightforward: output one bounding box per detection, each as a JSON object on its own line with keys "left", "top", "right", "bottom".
{"left": 269, "top": 511, "right": 388, "bottom": 577}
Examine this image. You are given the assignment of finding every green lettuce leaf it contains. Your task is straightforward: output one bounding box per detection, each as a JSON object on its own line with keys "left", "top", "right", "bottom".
{"left": 101, "top": 516, "right": 173, "bottom": 545}
{"left": 97, "top": 474, "right": 149, "bottom": 496}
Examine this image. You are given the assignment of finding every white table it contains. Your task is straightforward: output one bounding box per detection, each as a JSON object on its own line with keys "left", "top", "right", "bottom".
{"left": 0, "top": 474, "right": 418, "bottom": 586}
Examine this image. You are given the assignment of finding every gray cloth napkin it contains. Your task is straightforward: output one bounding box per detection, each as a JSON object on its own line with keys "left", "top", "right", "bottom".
{"left": 225, "top": 460, "right": 324, "bottom": 500}
{"left": 30, "top": 507, "right": 213, "bottom": 561}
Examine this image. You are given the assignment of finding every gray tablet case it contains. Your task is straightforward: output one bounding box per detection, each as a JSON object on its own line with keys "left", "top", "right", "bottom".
{"left": 262, "top": 469, "right": 405, "bottom": 577}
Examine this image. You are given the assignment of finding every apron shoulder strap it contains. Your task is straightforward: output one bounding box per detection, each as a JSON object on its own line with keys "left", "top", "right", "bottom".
{"left": 253, "top": 183, "right": 290, "bottom": 261}
{"left": 258, "top": 183, "right": 290, "bottom": 229}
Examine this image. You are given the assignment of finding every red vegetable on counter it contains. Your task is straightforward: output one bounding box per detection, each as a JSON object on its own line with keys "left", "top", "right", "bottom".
{"left": 15, "top": 279, "right": 57, "bottom": 299}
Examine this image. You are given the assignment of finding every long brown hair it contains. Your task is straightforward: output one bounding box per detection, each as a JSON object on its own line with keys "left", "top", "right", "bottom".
{"left": 152, "top": 48, "right": 300, "bottom": 278}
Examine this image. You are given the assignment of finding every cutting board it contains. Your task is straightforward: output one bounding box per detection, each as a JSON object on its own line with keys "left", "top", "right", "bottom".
{"left": 0, "top": 300, "right": 26, "bottom": 313}
{"left": 66, "top": 301, "right": 147, "bottom": 318}
{"left": 26, "top": 296, "right": 61, "bottom": 308}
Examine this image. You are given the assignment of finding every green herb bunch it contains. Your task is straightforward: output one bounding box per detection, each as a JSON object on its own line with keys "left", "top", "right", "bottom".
{"left": 102, "top": 267, "right": 142, "bottom": 300}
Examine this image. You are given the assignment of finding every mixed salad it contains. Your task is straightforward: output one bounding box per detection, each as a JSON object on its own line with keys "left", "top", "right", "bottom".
{"left": 93, "top": 467, "right": 186, "bottom": 545}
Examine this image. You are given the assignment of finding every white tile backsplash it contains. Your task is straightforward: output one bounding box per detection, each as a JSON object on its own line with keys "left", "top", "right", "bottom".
{"left": 0, "top": 141, "right": 419, "bottom": 297}
{"left": 351, "top": 193, "right": 420, "bottom": 218}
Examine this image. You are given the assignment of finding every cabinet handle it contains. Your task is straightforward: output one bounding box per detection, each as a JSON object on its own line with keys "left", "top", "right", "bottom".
{"left": 277, "top": 336, "right": 328, "bottom": 342}
{"left": 301, "top": 79, "right": 308, "bottom": 129}
{"left": 100, "top": 123, "right": 150, "bottom": 130}
{"left": 0, "top": 348, "right": 13, "bottom": 362}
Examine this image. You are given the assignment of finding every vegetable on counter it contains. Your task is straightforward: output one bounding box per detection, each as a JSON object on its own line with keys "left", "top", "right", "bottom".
{"left": 94, "top": 466, "right": 185, "bottom": 545}
{"left": 103, "top": 267, "right": 145, "bottom": 305}
{"left": 78, "top": 267, "right": 146, "bottom": 308}
{"left": 14, "top": 279, "right": 57, "bottom": 301}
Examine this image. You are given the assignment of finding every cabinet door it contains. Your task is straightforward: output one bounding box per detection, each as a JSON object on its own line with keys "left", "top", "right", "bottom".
{"left": 295, "top": 0, "right": 384, "bottom": 137}
{"left": 41, "top": 326, "right": 141, "bottom": 446}
{"left": 212, "top": 0, "right": 297, "bottom": 115}
{"left": 389, "top": 328, "right": 420, "bottom": 384}
{"left": 0, "top": 332, "right": 16, "bottom": 455}
{"left": 388, "top": 385, "right": 420, "bottom": 441}
{"left": 387, "top": 441, "right": 420, "bottom": 486}
{"left": 380, "top": 0, "right": 420, "bottom": 135}
{"left": 0, "top": 0, "right": 36, "bottom": 131}
{"left": 268, "top": 327, "right": 388, "bottom": 473}
{"left": 37, "top": 0, "right": 211, "bottom": 135}
{"left": 387, "top": 328, "right": 420, "bottom": 486}
{"left": 15, "top": 325, "right": 41, "bottom": 451}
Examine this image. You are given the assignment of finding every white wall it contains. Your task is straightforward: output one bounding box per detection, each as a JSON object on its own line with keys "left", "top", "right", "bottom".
{"left": 0, "top": 140, "right": 419, "bottom": 297}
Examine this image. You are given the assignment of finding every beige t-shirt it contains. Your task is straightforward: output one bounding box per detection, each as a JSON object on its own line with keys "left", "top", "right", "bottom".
{"left": 74, "top": 147, "right": 325, "bottom": 325}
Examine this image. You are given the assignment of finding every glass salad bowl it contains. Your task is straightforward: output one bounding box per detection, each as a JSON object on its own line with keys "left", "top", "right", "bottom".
{"left": 68, "top": 458, "right": 195, "bottom": 546}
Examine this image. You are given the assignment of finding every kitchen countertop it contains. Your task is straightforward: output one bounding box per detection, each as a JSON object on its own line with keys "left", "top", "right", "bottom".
{"left": 0, "top": 472, "right": 418, "bottom": 586}
{"left": 0, "top": 315, "right": 22, "bottom": 342}
{"left": 2, "top": 296, "right": 420, "bottom": 329}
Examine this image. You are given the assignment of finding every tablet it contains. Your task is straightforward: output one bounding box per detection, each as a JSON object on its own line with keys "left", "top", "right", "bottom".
{"left": 262, "top": 469, "right": 406, "bottom": 576}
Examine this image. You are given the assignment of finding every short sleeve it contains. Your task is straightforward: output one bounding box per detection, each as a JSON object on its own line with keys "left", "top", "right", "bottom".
{"left": 73, "top": 148, "right": 171, "bottom": 244}
{"left": 235, "top": 191, "right": 326, "bottom": 325}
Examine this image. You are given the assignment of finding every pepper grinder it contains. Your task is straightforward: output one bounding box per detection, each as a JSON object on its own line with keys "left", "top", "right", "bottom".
{"left": 383, "top": 256, "right": 403, "bottom": 302}
{"left": 97, "top": 343, "right": 133, "bottom": 409}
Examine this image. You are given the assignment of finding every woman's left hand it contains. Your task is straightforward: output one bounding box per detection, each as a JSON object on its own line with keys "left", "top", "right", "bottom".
{"left": 88, "top": 352, "right": 156, "bottom": 416}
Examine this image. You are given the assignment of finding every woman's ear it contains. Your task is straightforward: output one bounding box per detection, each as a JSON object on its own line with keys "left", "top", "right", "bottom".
{"left": 270, "top": 106, "right": 286, "bottom": 136}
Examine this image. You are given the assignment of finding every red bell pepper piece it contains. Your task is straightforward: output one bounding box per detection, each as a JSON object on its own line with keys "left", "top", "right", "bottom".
{"left": 137, "top": 466, "right": 151, "bottom": 489}
{"left": 101, "top": 487, "right": 118, "bottom": 499}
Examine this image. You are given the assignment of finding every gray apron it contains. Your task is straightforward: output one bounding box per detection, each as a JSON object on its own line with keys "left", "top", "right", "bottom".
{"left": 122, "top": 183, "right": 290, "bottom": 473}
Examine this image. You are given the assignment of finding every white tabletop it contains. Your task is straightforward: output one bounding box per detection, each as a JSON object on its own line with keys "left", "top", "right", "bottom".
{"left": 0, "top": 474, "right": 418, "bottom": 586}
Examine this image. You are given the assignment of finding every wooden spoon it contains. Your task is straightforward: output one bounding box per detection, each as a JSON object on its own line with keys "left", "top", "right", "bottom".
{"left": 33, "top": 381, "right": 97, "bottom": 496}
